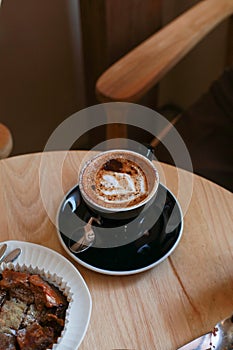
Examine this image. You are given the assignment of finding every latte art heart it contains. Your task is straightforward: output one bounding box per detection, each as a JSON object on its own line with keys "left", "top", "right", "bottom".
{"left": 97, "top": 169, "right": 147, "bottom": 204}
{"left": 101, "top": 173, "right": 137, "bottom": 193}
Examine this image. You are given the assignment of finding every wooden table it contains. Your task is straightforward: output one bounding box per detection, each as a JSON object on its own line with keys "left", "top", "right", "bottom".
{"left": 0, "top": 151, "right": 232, "bottom": 349}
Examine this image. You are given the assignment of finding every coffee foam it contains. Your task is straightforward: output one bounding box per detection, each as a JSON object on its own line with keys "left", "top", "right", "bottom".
{"left": 95, "top": 158, "right": 148, "bottom": 205}
{"left": 80, "top": 151, "right": 158, "bottom": 210}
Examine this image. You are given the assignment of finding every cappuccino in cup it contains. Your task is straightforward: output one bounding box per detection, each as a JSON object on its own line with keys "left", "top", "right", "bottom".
{"left": 79, "top": 150, "right": 159, "bottom": 219}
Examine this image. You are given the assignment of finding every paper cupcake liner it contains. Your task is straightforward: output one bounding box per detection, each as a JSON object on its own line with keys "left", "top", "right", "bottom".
{"left": 0, "top": 262, "right": 73, "bottom": 350}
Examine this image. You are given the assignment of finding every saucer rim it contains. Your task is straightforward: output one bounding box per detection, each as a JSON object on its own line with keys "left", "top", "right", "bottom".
{"left": 56, "top": 183, "right": 183, "bottom": 276}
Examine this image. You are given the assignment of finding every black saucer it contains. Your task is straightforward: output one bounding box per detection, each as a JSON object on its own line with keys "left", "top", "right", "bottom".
{"left": 57, "top": 183, "right": 183, "bottom": 275}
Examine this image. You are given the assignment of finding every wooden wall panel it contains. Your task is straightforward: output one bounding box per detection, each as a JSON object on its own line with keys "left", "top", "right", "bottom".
{"left": 79, "top": 0, "right": 162, "bottom": 146}
{"left": 80, "top": 0, "right": 162, "bottom": 107}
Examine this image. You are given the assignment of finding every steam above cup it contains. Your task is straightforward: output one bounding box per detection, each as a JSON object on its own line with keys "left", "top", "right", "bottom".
{"left": 79, "top": 150, "right": 159, "bottom": 220}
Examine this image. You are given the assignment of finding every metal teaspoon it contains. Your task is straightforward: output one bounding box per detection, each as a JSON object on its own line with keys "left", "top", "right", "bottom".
{"left": 69, "top": 216, "right": 101, "bottom": 253}
{"left": 0, "top": 243, "right": 7, "bottom": 262}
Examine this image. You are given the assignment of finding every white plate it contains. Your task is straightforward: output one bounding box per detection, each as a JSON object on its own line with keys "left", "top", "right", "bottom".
{"left": 0, "top": 240, "right": 92, "bottom": 350}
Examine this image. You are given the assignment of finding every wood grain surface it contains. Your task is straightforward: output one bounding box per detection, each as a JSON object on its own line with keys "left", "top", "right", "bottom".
{"left": 0, "top": 151, "right": 232, "bottom": 349}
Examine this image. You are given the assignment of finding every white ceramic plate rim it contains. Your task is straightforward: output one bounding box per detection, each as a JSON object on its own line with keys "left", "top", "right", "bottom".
{"left": 56, "top": 183, "right": 183, "bottom": 276}
{"left": 0, "top": 240, "right": 92, "bottom": 350}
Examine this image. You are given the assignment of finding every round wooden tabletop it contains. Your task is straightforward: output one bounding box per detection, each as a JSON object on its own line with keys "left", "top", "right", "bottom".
{"left": 0, "top": 150, "right": 232, "bottom": 349}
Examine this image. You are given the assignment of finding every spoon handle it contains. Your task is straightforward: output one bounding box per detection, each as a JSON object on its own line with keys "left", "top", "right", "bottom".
{"left": 0, "top": 243, "right": 7, "bottom": 262}
{"left": 1, "top": 248, "right": 21, "bottom": 263}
